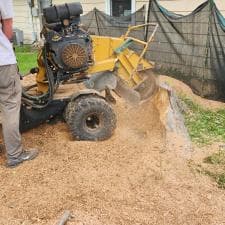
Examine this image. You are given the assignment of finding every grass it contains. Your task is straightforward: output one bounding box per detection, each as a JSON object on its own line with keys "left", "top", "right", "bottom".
{"left": 204, "top": 150, "right": 225, "bottom": 189}
{"left": 191, "top": 151, "right": 225, "bottom": 189}
{"left": 15, "top": 45, "right": 38, "bottom": 75}
{"left": 182, "top": 97, "right": 225, "bottom": 188}
{"left": 193, "top": 163, "right": 225, "bottom": 189}
{"left": 181, "top": 97, "right": 225, "bottom": 145}
{"left": 204, "top": 150, "right": 225, "bottom": 165}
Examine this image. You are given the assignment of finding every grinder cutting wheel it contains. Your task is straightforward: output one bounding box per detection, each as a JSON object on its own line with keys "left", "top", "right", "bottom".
{"left": 21, "top": 2, "right": 159, "bottom": 141}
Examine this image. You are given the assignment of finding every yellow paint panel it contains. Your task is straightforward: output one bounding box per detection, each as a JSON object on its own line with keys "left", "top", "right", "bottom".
{"left": 91, "top": 36, "right": 124, "bottom": 61}
{"left": 87, "top": 59, "right": 116, "bottom": 74}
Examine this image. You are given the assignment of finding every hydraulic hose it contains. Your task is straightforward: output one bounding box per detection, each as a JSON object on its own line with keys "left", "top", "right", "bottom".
{"left": 22, "top": 44, "right": 56, "bottom": 109}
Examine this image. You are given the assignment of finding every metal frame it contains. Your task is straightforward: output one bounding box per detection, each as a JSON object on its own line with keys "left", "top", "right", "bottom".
{"left": 124, "top": 23, "right": 158, "bottom": 75}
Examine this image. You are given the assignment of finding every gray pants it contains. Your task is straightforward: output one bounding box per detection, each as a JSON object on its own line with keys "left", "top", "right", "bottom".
{"left": 0, "top": 64, "right": 23, "bottom": 160}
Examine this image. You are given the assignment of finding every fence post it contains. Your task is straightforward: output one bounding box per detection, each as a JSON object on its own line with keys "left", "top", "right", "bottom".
{"left": 201, "top": 0, "right": 214, "bottom": 96}
{"left": 94, "top": 8, "right": 101, "bottom": 36}
{"left": 145, "top": 0, "right": 153, "bottom": 42}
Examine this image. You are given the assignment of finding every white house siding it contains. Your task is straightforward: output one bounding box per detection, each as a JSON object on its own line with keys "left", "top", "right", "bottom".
{"left": 136, "top": 0, "right": 225, "bottom": 15}
{"left": 13, "top": 0, "right": 37, "bottom": 44}
{"left": 52, "top": 0, "right": 105, "bottom": 14}
{"left": 215, "top": 0, "right": 225, "bottom": 13}
{"left": 136, "top": 0, "right": 148, "bottom": 10}
{"left": 160, "top": 0, "right": 225, "bottom": 15}
{"left": 12, "top": 0, "right": 225, "bottom": 44}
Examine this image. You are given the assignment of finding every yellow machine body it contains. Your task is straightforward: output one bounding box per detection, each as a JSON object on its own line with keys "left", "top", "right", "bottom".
{"left": 36, "top": 23, "right": 158, "bottom": 97}
{"left": 88, "top": 35, "right": 154, "bottom": 86}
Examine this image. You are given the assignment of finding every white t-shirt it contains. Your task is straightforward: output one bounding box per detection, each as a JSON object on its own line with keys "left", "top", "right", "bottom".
{"left": 0, "top": 0, "right": 16, "bottom": 66}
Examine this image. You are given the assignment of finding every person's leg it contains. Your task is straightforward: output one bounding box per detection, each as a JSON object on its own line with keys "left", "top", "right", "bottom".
{"left": 0, "top": 64, "right": 23, "bottom": 160}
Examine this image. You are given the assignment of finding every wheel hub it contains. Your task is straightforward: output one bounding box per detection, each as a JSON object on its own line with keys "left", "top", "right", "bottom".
{"left": 85, "top": 113, "right": 101, "bottom": 130}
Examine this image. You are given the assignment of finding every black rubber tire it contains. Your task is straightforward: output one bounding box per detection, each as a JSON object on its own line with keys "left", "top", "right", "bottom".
{"left": 64, "top": 95, "right": 117, "bottom": 141}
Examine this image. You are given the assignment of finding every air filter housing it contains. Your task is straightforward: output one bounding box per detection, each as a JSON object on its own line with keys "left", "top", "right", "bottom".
{"left": 43, "top": 2, "right": 83, "bottom": 24}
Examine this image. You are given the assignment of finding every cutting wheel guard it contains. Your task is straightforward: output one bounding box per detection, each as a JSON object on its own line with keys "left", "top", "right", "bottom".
{"left": 113, "top": 23, "right": 159, "bottom": 104}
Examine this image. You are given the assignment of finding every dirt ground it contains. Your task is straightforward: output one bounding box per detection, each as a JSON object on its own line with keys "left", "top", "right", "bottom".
{"left": 159, "top": 75, "right": 225, "bottom": 110}
{"left": 1, "top": 76, "right": 225, "bottom": 225}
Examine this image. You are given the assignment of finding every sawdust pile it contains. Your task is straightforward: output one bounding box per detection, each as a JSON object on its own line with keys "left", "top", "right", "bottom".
{"left": 0, "top": 77, "right": 225, "bottom": 225}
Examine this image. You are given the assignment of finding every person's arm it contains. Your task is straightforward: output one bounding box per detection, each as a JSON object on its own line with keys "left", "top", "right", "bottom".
{"left": 2, "top": 18, "right": 13, "bottom": 40}
{"left": 0, "top": 0, "right": 14, "bottom": 41}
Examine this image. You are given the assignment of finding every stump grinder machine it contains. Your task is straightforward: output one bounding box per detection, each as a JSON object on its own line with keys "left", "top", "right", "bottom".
{"left": 20, "top": 2, "right": 159, "bottom": 141}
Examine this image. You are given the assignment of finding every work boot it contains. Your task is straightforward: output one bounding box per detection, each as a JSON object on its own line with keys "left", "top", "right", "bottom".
{"left": 6, "top": 148, "right": 39, "bottom": 168}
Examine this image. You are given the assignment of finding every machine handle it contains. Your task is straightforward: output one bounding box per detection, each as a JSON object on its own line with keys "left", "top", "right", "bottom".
{"left": 124, "top": 23, "right": 158, "bottom": 45}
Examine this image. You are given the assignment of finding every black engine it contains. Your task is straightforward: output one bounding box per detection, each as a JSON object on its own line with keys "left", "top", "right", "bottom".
{"left": 22, "top": 3, "right": 93, "bottom": 109}
{"left": 42, "top": 3, "right": 92, "bottom": 76}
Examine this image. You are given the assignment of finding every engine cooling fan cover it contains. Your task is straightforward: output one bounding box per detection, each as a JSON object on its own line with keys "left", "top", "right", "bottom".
{"left": 61, "top": 43, "right": 87, "bottom": 69}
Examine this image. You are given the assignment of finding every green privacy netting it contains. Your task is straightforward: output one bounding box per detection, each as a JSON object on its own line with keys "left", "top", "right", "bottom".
{"left": 81, "top": 6, "right": 145, "bottom": 37}
{"left": 146, "top": 0, "right": 225, "bottom": 99}
{"left": 81, "top": 0, "right": 225, "bottom": 100}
